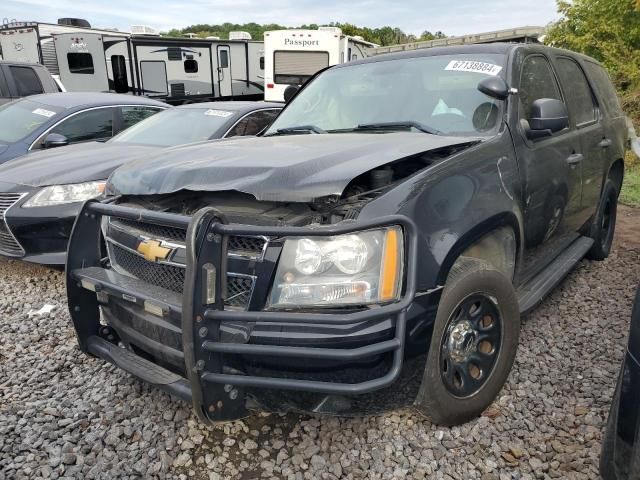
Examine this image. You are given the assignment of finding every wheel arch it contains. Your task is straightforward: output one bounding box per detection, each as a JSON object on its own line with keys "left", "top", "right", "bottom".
{"left": 436, "top": 212, "right": 522, "bottom": 286}
{"left": 607, "top": 158, "right": 624, "bottom": 196}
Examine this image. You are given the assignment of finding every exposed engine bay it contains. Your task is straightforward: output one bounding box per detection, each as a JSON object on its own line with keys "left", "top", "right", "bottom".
{"left": 116, "top": 144, "right": 471, "bottom": 225}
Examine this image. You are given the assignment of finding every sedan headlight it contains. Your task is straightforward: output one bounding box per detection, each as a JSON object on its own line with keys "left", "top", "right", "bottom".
{"left": 269, "top": 226, "right": 403, "bottom": 308}
{"left": 23, "top": 181, "right": 106, "bottom": 208}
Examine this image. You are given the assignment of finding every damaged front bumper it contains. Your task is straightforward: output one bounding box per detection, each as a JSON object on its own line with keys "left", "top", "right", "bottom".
{"left": 66, "top": 200, "right": 423, "bottom": 423}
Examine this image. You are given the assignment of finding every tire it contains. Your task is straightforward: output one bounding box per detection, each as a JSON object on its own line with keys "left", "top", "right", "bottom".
{"left": 586, "top": 179, "right": 618, "bottom": 261}
{"left": 414, "top": 257, "right": 520, "bottom": 426}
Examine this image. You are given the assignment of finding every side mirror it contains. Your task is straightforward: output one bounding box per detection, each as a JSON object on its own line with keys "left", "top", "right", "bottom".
{"left": 283, "top": 85, "right": 299, "bottom": 103}
{"left": 477, "top": 76, "right": 509, "bottom": 100}
{"left": 526, "top": 98, "right": 569, "bottom": 139}
{"left": 43, "top": 133, "right": 69, "bottom": 149}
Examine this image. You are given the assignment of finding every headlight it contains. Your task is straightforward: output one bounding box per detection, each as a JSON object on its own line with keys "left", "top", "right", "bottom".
{"left": 23, "top": 181, "right": 106, "bottom": 208}
{"left": 269, "top": 226, "right": 403, "bottom": 308}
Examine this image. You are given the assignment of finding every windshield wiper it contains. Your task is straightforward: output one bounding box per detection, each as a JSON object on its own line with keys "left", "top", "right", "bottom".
{"left": 353, "top": 121, "right": 442, "bottom": 135}
{"left": 265, "top": 125, "right": 327, "bottom": 136}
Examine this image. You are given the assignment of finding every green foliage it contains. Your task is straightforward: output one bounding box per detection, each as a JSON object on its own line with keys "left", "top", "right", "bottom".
{"left": 159, "top": 22, "right": 446, "bottom": 47}
{"left": 545, "top": 0, "right": 640, "bottom": 124}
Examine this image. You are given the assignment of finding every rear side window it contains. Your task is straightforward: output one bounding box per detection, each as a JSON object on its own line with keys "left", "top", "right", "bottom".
{"left": 120, "top": 106, "right": 162, "bottom": 130}
{"left": 51, "top": 107, "right": 115, "bottom": 143}
{"left": 555, "top": 57, "right": 597, "bottom": 126}
{"left": 518, "top": 55, "right": 562, "bottom": 120}
{"left": 584, "top": 62, "right": 623, "bottom": 118}
{"left": 67, "top": 53, "right": 95, "bottom": 74}
{"left": 9, "top": 66, "right": 44, "bottom": 96}
{"left": 226, "top": 110, "right": 280, "bottom": 137}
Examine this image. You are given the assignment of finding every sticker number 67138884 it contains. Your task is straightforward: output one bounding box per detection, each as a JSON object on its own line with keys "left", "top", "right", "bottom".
{"left": 444, "top": 60, "right": 503, "bottom": 76}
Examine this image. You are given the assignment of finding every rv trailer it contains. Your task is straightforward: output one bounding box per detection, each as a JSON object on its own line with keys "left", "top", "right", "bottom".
{"left": 54, "top": 33, "right": 265, "bottom": 104}
{"left": 263, "top": 27, "right": 377, "bottom": 102}
{"left": 0, "top": 20, "right": 126, "bottom": 81}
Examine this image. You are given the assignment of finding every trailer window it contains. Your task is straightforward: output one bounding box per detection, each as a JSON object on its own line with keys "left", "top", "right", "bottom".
{"left": 67, "top": 53, "right": 95, "bottom": 74}
{"left": 260, "top": 56, "right": 265, "bottom": 70}
{"left": 184, "top": 59, "right": 198, "bottom": 73}
{"left": 274, "top": 51, "right": 329, "bottom": 85}
{"left": 9, "top": 66, "right": 44, "bottom": 96}
{"left": 111, "top": 55, "right": 128, "bottom": 93}
{"left": 219, "top": 50, "right": 229, "bottom": 69}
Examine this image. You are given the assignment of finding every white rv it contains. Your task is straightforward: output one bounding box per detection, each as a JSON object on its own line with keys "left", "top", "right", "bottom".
{"left": 0, "top": 20, "right": 125, "bottom": 79}
{"left": 263, "top": 27, "right": 377, "bottom": 102}
{"left": 53, "top": 33, "right": 265, "bottom": 104}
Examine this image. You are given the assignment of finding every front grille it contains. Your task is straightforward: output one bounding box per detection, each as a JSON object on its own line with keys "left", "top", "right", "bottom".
{"left": 111, "top": 219, "right": 267, "bottom": 258}
{"left": 110, "top": 244, "right": 254, "bottom": 309}
{"left": 113, "top": 244, "right": 185, "bottom": 293}
{"left": 0, "top": 193, "right": 25, "bottom": 256}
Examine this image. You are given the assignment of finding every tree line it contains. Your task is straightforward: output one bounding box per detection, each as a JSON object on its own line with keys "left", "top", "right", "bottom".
{"left": 161, "top": 22, "right": 445, "bottom": 46}
{"left": 546, "top": 0, "right": 640, "bottom": 124}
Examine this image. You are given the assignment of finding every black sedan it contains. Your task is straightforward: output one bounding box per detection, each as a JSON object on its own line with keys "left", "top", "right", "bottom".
{"left": 601, "top": 286, "right": 640, "bottom": 479}
{"left": 0, "top": 92, "right": 168, "bottom": 164}
{"left": 0, "top": 101, "right": 282, "bottom": 265}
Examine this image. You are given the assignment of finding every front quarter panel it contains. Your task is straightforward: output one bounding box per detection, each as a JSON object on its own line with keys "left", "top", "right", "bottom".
{"left": 357, "top": 131, "right": 523, "bottom": 291}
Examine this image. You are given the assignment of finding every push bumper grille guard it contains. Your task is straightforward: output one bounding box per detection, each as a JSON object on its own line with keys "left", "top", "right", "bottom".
{"left": 66, "top": 200, "right": 419, "bottom": 422}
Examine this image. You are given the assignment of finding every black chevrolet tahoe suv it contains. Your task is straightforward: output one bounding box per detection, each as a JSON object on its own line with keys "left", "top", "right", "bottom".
{"left": 66, "top": 43, "right": 631, "bottom": 425}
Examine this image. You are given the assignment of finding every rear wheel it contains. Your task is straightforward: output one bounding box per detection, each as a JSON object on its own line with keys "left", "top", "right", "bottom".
{"left": 415, "top": 257, "right": 520, "bottom": 425}
{"left": 587, "top": 179, "right": 618, "bottom": 261}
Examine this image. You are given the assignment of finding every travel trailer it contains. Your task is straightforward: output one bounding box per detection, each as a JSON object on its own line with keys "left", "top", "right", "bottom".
{"left": 0, "top": 20, "right": 124, "bottom": 79}
{"left": 54, "top": 33, "right": 265, "bottom": 104}
{"left": 263, "top": 27, "right": 377, "bottom": 101}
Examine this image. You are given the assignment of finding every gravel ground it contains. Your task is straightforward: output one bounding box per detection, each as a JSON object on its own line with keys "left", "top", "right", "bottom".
{"left": 2, "top": 206, "right": 640, "bottom": 480}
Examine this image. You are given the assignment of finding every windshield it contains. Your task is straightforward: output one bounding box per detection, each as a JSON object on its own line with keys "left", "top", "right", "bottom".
{"left": 0, "top": 99, "right": 64, "bottom": 143}
{"left": 110, "top": 107, "right": 235, "bottom": 146}
{"left": 266, "top": 53, "right": 507, "bottom": 137}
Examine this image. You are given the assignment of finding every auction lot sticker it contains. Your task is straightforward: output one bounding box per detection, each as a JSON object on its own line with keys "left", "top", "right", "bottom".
{"left": 204, "top": 109, "right": 233, "bottom": 117}
{"left": 32, "top": 108, "right": 57, "bottom": 118}
{"left": 445, "top": 60, "right": 503, "bottom": 76}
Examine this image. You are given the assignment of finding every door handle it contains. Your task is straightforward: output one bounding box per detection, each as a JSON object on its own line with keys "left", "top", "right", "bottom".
{"left": 598, "top": 138, "right": 612, "bottom": 148}
{"left": 566, "top": 153, "right": 583, "bottom": 166}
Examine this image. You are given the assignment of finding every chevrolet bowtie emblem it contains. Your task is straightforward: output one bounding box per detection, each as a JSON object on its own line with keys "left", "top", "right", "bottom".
{"left": 137, "top": 239, "right": 171, "bottom": 263}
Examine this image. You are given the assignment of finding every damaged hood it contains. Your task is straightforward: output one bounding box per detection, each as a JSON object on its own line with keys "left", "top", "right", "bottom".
{"left": 109, "top": 133, "right": 481, "bottom": 202}
{"left": 0, "top": 142, "right": 158, "bottom": 188}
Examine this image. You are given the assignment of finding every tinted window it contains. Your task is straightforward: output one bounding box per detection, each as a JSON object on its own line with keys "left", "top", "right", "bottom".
{"left": 67, "top": 53, "right": 95, "bottom": 74}
{"left": 9, "top": 66, "right": 44, "bottom": 96}
{"left": 219, "top": 50, "right": 229, "bottom": 69}
{"left": 184, "top": 59, "right": 198, "bottom": 73}
{"left": 518, "top": 55, "right": 562, "bottom": 120}
{"left": 584, "top": 62, "right": 623, "bottom": 118}
{"left": 259, "top": 56, "right": 265, "bottom": 70}
{"left": 555, "top": 57, "right": 596, "bottom": 125}
{"left": 51, "top": 108, "right": 114, "bottom": 143}
{"left": 226, "top": 110, "right": 280, "bottom": 137}
{"left": 0, "top": 99, "right": 63, "bottom": 143}
{"left": 120, "top": 106, "right": 162, "bottom": 130}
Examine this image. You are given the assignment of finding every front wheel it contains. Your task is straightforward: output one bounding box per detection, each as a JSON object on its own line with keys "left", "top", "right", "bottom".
{"left": 586, "top": 179, "right": 618, "bottom": 261}
{"left": 414, "top": 257, "right": 520, "bottom": 426}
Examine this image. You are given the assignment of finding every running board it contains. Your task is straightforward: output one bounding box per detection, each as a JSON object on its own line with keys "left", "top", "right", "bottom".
{"left": 517, "top": 237, "right": 593, "bottom": 314}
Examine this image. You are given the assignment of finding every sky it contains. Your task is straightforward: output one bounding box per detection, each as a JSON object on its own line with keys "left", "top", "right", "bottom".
{"left": 2, "top": 0, "right": 560, "bottom": 37}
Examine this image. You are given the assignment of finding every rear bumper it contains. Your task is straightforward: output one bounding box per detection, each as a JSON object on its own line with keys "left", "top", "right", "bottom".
{"left": 66, "top": 200, "right": 430, "bottom": 422}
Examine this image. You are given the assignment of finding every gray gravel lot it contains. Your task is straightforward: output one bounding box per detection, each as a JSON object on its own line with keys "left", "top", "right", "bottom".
{"left": 2, "top": 206, "right": 639, "bottom": 480}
